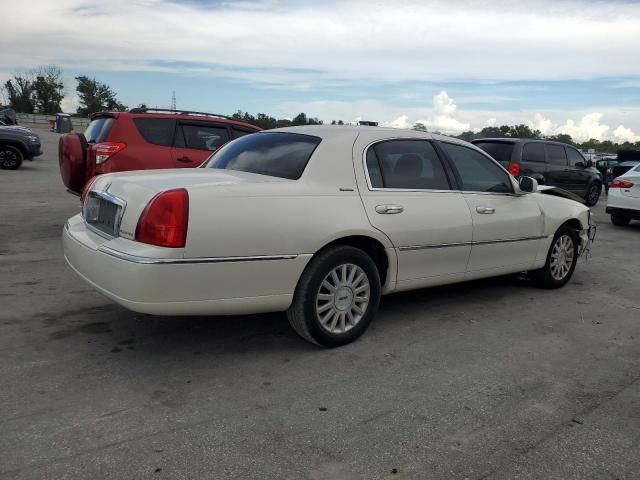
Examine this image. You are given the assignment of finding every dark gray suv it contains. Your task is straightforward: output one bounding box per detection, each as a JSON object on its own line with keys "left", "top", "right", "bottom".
{"left": 0, "top": 125, "right": 42, "bottom": 170}
{"left": 472, "top": 138, "right": 602, "bottom": 206}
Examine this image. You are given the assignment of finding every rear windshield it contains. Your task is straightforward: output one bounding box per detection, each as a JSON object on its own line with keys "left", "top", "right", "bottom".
{"left": 84, "top": 117, "right": 115, "bottom": 143}
{"left": 204, "top": 132, "right": 321, "bottom": 179}
{"left": 473, "top": 141, "right": 515, "bottom": 164}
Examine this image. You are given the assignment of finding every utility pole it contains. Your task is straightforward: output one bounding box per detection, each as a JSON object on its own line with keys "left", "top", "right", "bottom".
{"left": 171, "top": 90, "right": 176, "bottom": 111}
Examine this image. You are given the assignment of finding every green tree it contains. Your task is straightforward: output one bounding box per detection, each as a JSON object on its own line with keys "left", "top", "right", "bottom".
{"left": 546, "top": 133, "right": 574, "bottom": 145}
{"left": 75, "top": 76, "right": 127, "bottom": 116}
{"left": 413, "top": 122, "right": 427, "bottom": 131}
{"left": 507, "top": 124, "right": 540, "bottom": 139}
{"left": 4, "top": 74, "right": 35, "bottom": 113}
{"left": 33, "top": 65, "right": 64, "bottom": 114}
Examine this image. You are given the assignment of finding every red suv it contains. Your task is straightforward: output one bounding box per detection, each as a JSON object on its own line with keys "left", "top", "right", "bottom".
{"left": 59, "top": 108, "right": 261, "bottom": 194}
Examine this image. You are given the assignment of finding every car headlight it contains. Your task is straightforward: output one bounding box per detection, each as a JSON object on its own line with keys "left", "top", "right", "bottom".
{"left": 27, "top": 135, "right": 39, "bottom": 143}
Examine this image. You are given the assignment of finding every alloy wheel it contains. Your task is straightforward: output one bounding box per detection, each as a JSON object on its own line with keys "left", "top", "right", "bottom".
{"left": 315, "top": 263, "right": 370, "bottom": 334}
{"left": 549, "top": 235, "right": 575, "bottom": 281}
{"left": 0, "top": 149, "right": 18, "bottom": 169}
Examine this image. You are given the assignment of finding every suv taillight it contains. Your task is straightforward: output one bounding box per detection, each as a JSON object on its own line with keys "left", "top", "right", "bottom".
{"left": 507, "top": 162, "right": 521, "bottom": 177}
{"left": 94, "top": 142, "right": 126, "bottom": 164}
{"left": 609, "top": 179, "right": 634, "bottom": 189}
{"left": 135, "top": 189, "right": 189, "bottom": 248}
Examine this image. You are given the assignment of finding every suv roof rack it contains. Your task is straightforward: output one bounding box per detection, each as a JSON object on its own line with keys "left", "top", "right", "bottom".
{"left": 128, "top": 107, "right": 232, "bottom": 120}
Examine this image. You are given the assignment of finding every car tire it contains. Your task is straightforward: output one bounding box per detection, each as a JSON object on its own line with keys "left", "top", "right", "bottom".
{"left": 611, "top": 214, "right": 630, "bottom": 226}
{"left": 531, "top": 226, "right": 579, "bottom": 289}
{"left": 0, "top": 145, "right": 24, "bottom": 170}
{"left": 287, "top": 245, "right": 381, "bottom": 347}
{"left": 584, "top": 181, "right": 601, "bottom": 206}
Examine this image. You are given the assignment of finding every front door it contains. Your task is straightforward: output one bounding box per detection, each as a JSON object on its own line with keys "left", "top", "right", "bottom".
{"left": 171, "top": 122, "right": 231, "bottom": 167}
{"left": 437, "top": 141, "right": 545, "bottom": 275}
{"left": 355, "top": 138, "right": 472, "bottom": 290}
{"left": 544, "top": 143, "right": 570, "bottom": 190}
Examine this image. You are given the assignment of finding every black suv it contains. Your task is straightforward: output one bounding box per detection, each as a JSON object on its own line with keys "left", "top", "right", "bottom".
{"left": 0, "top": 124, "right": 42, "bottom": 170}
{"left": 472, "top": 138, "right": 602, "bottom": 206}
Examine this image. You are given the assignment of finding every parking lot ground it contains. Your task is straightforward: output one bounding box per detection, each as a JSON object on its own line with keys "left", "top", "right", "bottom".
{"left": 1, "top": 126, "right": 639, "bottom": 480}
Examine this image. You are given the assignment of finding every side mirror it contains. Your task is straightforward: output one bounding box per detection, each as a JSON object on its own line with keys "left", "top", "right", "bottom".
{"left": 586, "top": 159, "right": 593, "bottom": 168}
{"left": 519, "top": 176, "right": 538, "bottom": 193}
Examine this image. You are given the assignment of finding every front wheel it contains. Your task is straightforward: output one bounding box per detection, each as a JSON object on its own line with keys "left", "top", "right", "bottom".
{"left": 584, "top": 182, "right": 601, "bottom": 206}
{"left": 531, "top": 226, "right": 579, "bottom": 289}
{"left": 0, "top": 145, "right": 24, "bottom": 170}
{"left": 287, "top": 245, "right": 381, "bottom": 347}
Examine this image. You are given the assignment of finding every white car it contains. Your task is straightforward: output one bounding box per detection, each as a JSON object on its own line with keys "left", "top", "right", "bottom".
{"left": 606, "top": 162, "right": 640, "bottom": 226}
{"left": 63, "top": 126, "right": 594, "bottom": 347}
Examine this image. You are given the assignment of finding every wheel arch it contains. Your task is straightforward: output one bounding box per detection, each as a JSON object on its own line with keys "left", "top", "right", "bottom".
{"left": 313, "top": 235, "right": 393, "bottom": 290}
{"left": 0, "top": 140, "right": 27, "bottom": 157}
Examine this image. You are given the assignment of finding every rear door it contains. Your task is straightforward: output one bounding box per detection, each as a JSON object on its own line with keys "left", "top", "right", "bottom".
{"left": 171, "top": 122, "right": 231, "bottom": 167}
{"left": 356, "top": 138, "right": 472, "bottom": 289}
{"left": 544, "top": 143, "right": 570, "bottom": 189}
{"left": 520, "top": 141, "right": 547, "bottom": 180}
{"left": 438, "top": 141, "right": 544, "bottom": 275}
{"left": 129, "top": 117, "right": 175, "bottom": 170}
{"left": 565, "top": 146, "right": 591, "bottom": 194}
{"left": 620, "top": 165, "right": 640, "bottom": 199}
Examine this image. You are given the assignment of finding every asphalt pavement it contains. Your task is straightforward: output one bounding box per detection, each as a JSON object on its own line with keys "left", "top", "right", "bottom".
{"left": 1, "top": 126, "right": 639, "bottom": 479}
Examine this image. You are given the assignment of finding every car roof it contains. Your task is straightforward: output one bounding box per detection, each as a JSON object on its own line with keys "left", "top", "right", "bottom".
{"left": 92, "top": 111, "right": 260, "bottom": 131}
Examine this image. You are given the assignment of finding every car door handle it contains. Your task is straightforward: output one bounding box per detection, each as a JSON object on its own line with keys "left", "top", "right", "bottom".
{"left": 375, "top": 204, "right": 404, "bottom": 214}
{"left": 177, "top": 156, "right": 194, "bottom": 163}
{"left": 476, "top": 206, "right": 495, "bottom": 214}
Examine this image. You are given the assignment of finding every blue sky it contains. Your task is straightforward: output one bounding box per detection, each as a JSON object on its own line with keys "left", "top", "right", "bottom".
{"left": 3, "top": 0, "right": 640, "bottom": 141}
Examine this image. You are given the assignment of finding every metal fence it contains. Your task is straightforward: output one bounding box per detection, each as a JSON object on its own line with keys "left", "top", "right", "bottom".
{"left": 16, "top": 113, "right": 90, "bottom": 130}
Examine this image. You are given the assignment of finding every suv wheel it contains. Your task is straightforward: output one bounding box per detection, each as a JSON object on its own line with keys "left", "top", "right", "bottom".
{"left": 531, "top": 226, "right": 579, "bottom": 289}
{"left": 0, "top": 145, "right": 23, "bottom": 170}
{"left": 584, "top": 181, "right": 601, "bottom": 206}
{"left": 611, "top": 214, "right": 630, "bottom": 227}
{"left": 287, "top": 245, "right": 381, "bottom": 347}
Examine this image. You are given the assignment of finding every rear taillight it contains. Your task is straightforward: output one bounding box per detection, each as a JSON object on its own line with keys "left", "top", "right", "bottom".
{"left": 609, "top": 179, "right": 634, "bottom": 189}
{"left": 135, "top": 189, "right": 189, "bottom": 248}
{"left": 94, "top": 142, "right": 126, "bottom": 164}
{"left": 80, "top": 176, "right": 97, "bottom": 206}
{"left": 507, "top": 162, "right": 521, "bottom": 177}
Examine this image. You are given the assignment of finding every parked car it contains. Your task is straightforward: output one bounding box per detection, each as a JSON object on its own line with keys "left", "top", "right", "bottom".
{"left": 472, "top": 138, "right": 603, "bottom": 206}
{"left": 0, "top": 124, "right": 42, "bottom": 170}
{"left": 63, "top": 126, "right": 594, "bottom": 347}
{"left": 611, "top": 160, "right": 640, "bottom": 180}
{"left": 606, "top": 162, "right": 640, "bottom": 226}
{"left": 58, "top": 108, "right": 261, "bottom": 194}
{"left": 595, "top": 156, "right": 618, "bottom": 193}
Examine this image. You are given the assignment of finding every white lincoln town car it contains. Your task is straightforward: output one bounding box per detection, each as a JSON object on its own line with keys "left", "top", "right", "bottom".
{"left": 64, "top": 126, "right": 594, "bottom": 347}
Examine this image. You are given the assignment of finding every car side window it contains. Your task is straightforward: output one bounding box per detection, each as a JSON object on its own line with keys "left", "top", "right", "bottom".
{"left": 522, "top": 142, "right": 545, "bottom": 163}
{"left": 367, "top": 140, "right": 450, "bottom": 190}
{"left": 231, "top": 128, "right": 253, "bottom": 139}
{"left": 546, "top": 144, "right": 567, "bottom": 166}
{"left": 175, "top": 124, "right": 230, "bottom": 151}
{"left": 439, "top": 142, "right": 513, "bottom": 193}
{"left": 567, "top": 147, "right": 586, "bottom": 167}
{"left": 133, "top": 118, "right": 175, "bottom": 146}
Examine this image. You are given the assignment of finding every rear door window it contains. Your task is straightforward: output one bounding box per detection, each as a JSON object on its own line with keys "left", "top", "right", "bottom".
{"left": 84, "top": 117, "right": 115, "bottom": 143}
{"left": 368, "top": 140, "right": 451, "bottom": 190}
{"left": 133, "top": 118, "right": 176, "bottom": 146}
{"left": 206, "top": 132, "right": 321, "bottom": 179}
{"left": 473, "top": 142, "right": 514, "bottom": 165}
{"left": 176, "top": 124, "right": 230, "bottom": 151}
{"left": 522, "top": 142, "right": 546, "bottom": 163}
{"left": 546, "top": 144, "right": 568, "bottom": 166}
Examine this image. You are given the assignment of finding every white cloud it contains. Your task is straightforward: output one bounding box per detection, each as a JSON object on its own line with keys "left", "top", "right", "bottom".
{"left": 60, "top": 96, "right": 80, "bottom": 114}
{"left": 528, "top": 112, "right": 639, "bottom": 143}
{"left": 2, "top": 0, "right": 640, "bottom": 85}
{"left": 485, "top": 118, "right": 497, "bottom": 127}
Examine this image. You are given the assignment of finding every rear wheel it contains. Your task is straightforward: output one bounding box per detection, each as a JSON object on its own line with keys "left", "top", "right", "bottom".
{"left": 287, "top": 245, "right": 381, "bottom": 347}
{"left": 0, "top": 145, "right": 23, "bottom": 170}
{"left": 584, "top": 181, "right": 601, "bottom": 206}
{"left": 531, "top": 226, "right": 579, "bottom": 289}
{"left": 611, "top": 214, "right": 630, "bottom": 226}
